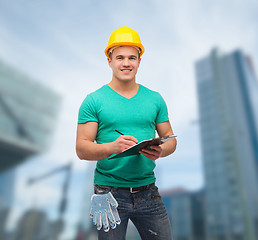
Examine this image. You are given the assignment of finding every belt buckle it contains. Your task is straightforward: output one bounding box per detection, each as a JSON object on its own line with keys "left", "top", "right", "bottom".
{"left": 130, "top": 187, "right": 139, "bottom": 194}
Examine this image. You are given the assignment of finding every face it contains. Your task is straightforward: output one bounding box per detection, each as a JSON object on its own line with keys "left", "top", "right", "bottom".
{"left": 108, "top": 46, "right": 141, "bottom": 83}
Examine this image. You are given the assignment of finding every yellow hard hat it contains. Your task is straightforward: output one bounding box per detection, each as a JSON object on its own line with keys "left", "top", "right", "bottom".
{"left": 105, "top": 26, "right": 145, "bottom": 57}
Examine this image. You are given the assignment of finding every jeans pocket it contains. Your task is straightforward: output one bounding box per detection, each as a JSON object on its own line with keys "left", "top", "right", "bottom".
{"left": 150, "top": 185, "right": 162, "bottom": 199}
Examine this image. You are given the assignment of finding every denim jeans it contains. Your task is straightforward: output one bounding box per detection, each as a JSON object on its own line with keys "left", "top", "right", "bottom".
{"left": 94, "top": 184, "right": 173, "bottom": 240}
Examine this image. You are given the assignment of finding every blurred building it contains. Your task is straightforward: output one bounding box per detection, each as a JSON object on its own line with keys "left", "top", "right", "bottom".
{"left": 0, "top": 169, "right": 15, "bottom": 208}
{"left": 0, "top": 59, "right": 61, "bottom": 239}
{"left": 195, "top": 49, "right": 258, "bottom": 240}
{"left": 0, "top": 59, "right": 61, "bottom": 173}
{"left": 0, "top": 169, "right": 15, "bottom": 238}
{"left": 161, "top": 188, "right": 205, "bottom": 240}
{"left": 13, "top": 209, "right": 50, "bottom": 240}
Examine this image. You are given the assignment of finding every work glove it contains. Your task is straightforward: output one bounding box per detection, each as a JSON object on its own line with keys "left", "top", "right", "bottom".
{"left": 90, "top": 192, "right": 121, "bottom": 232}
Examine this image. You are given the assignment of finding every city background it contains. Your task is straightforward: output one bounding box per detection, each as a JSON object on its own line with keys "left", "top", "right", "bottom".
{"left": 0, "top": 0, "right": 258, "bottom": 240}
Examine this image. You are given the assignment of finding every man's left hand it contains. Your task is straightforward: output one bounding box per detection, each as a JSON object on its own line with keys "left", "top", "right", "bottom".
{"left": 139, "top": 145, "right": 162, "bottom": 161}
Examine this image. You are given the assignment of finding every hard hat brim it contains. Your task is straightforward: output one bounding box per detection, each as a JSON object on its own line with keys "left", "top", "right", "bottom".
{"left": 105, "top": 42, "right": 145, "bottom": 57}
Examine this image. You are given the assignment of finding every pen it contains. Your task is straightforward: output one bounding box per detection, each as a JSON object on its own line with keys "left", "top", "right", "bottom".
{"left": 115, "top": 129, "right": 124, "bottom": 135}
{"left": 115, "top": 129, "right": 138, "bottom": 144}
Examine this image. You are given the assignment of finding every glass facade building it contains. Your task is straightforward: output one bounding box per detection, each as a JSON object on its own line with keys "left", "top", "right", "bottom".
{"left": 195, "top": 49, "right": 258, "bottom": 240}
{"left": 0, "top": 59, "right": 61, "bottom": 172}
{"left": 0, "top": 59, "right": 61, "bottom": 238}
{"left": 0, "top": 168, "right": 15, "bottom": 238}
{"left": 0, "top": 169, "right": 15, "bottom": 208}
{"left": 161, "top": 189, "right": 205, "bottom": 240}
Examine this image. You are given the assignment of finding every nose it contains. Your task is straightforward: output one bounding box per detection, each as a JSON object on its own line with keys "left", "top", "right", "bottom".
{"left": 122, "top": 58, "right": 130, "bottom": 67}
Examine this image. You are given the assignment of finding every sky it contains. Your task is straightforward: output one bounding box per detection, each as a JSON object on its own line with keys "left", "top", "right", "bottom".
{"left": 0, "top": 0, "right": 258, "bottom": 239}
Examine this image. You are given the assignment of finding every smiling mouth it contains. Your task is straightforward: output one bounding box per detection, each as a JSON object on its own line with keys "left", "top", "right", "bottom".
{"left": 121, "top": 69, "right": 132, "bottom": 72}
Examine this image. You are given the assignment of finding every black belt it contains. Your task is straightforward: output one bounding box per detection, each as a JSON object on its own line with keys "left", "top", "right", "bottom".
{"left": 117, "top": 183, "right": 155, "bottom": 193}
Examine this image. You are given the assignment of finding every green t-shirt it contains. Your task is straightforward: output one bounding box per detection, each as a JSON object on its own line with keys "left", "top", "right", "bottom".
{"left": 78, "top": 84, "right": 169, "bottom": 187}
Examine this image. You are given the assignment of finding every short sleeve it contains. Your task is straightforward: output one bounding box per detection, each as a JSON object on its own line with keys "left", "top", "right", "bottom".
{"left": 78, "top": 94, "right": 98, "bottom": 124}
{"left": 156, "top": 93, "right": 169, "bottom": 123}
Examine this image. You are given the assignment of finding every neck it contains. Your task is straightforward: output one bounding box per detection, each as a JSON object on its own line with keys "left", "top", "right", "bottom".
{"left": 108, "top": 79, "right": 139, "bottom": 99}
{"left": 108, "top": 78, "right": 138, "bottom": 92}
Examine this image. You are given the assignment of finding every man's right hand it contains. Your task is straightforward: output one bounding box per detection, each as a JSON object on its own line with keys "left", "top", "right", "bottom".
{"left": 112, "top": 135, "right": 138, "bottom": 154}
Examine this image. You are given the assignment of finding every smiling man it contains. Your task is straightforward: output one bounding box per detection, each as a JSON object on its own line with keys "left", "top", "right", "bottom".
{"left": 76, "top": 26, "right": 177, "bottom": 240}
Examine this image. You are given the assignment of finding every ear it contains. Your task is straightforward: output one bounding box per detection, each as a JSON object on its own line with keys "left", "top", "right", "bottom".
{"left": 107, "top": 57, "right": 112, "bottom": 66}
{"left": 138, "top": 57, "right": 141, "bottom": 66}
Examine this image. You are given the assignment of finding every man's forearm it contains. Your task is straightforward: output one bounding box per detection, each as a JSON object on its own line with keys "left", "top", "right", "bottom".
{"left": 76, "top": 134, "right": 138, "bottom": 161}
{"left": 160, "top": 138, "right": 177, "bottom": 157}
{"left": 76, "top": 140, "right": 113, "bottom": 161}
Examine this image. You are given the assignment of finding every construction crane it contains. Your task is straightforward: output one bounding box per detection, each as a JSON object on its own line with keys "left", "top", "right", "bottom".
{"left": 27, "top": 162, "right": 72, "bottom": 240}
